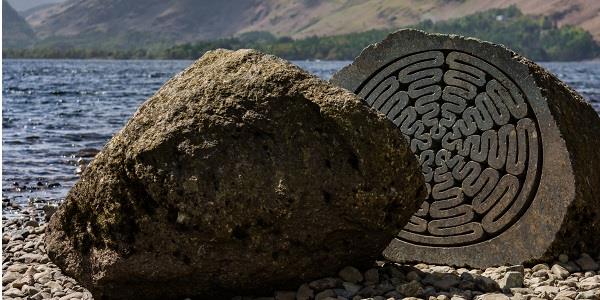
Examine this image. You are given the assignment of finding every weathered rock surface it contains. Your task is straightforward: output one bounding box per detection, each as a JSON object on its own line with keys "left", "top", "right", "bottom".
{"left": 45, "top": 49, "right": 425, "bottom": 299}
{"left": 331, "top": 29, "right": 600, "bottom": 267}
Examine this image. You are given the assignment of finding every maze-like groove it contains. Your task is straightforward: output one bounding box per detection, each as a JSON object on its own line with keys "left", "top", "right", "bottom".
{"left": 357, "top": 50, "right": 541, "bottom": 246}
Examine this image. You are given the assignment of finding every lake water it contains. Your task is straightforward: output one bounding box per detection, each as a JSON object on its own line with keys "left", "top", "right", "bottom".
{"left": 2, "top": 59, "right": 600, "bottom": 214}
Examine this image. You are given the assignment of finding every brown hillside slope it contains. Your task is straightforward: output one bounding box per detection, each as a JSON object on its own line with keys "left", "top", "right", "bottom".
{"left": 2, "top": 0, "right": 37, "bottom": 48}
{"left": 25, "top": 0, "right": 600, "bottom": 42}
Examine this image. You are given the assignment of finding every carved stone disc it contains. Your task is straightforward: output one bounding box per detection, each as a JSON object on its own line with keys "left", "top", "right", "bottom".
{"left": 331, "top": 29, "right": 580, "bottom": 267}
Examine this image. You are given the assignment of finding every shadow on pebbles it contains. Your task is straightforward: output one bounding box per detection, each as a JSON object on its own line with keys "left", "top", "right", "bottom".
{"left": 2, "top": 213, "right": 599, "bottom": 300}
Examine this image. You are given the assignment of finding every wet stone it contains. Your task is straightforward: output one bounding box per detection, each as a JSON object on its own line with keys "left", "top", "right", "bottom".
{"left": 498, "top": 271, "right": 524, "bottom": 291}
{"left": 552, "top": 264, "right": 571, "bottom": 279}
{"left": 296, "top": 284, "right": 314, "bottom": 300}
{"left": 396, "top": 280, "right": 424, "bottom": 297}
{"left": 363, "top": 268, "right": 380, "bottom": 285}
{"left": 576, "top": 254, "right": 600, "bottom": 272}
{"left": 339, "top": 266, "right": 363, "bottom": 284}
{"left": 331, "top": 29, "right": 600, "bottom": 268}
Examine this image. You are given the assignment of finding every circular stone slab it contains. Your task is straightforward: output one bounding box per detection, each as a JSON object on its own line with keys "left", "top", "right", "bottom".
{"left": 331, "top": 29, "right": 600, "bottom": 267}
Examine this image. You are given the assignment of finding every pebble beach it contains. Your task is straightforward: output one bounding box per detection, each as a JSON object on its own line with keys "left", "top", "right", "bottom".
{"left": 3, "top": 205, "right": 599, "bottom": 300}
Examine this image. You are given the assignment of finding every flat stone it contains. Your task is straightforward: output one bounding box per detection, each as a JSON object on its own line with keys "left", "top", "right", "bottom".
{"left": 506, "top": 265, "right": 525, "bottom": 274}
{"left": 17, "top": 253, "right": 48, "bottom": 264}
{"left": 498, "top": 271, "right": 523, "bottom": 291}
{"left": 354, "top": 286, "right": 375, "bottom": 298}
{"left": 532, "top": 270, "right": 549, "bottom": 278}
{"left": 342, "top": 282, "right": 362, "bottom": 295}
{"left": 396, "top": 280, "right": 423, "bottom": 297}
{"left": 331, "top": 28, "right": 600, "bottom": 268}
{"left": 556, "top": 290, "right": 577, "bottom": 298}
{"left": 423, "top": 274, "right": 460, "bottom": 291}
{"left": 296, "top": 284, "right": 314, "bottom": 300}
{"left": 561, "top": 262, "right": 582, "bottom": 273}
{"left": 406, "top": 271, "right": 422, "bottom": 281}
{"left": 532, "top": 264, "right": 550, "bottom": 272}
{"left": 59, "top": 292, "right": 84, "bottom": 300}
{"left": 510, "top": 288, "right": 533, "bottom": 295}
{"left": 6, "top": 264, "right": 28, "bottom": 273}
{"left": 310, "top": 278, "right": 343, "bottom": 291}
{"left": 363, "top": 268, "right": 380, "bottom": 284}
{"left": 374, "top": 281, "right": 394, "bottom": 294}
{"left": 474, "top": 293, "right": 510, "bottom": 300}
{"left": 578, "top": 280, "right": 600, "bottom": 291}
{"left": 575, "top": 290, "right": 600, "bottom": 299}
{"left": 475, "top": 276, "right": 500, "bottom": 293}
{"left": 4, "top": 287, "right": 24, "bottom": 297}
{"left": 552, "top": 264, "right": 571, "bottom": 279}
{"left": 339, "top": 266, "right": 363, "bottom": 284}
{"left": 534, "top": 286, "right": 560, "bottom": 294}
{"left": 314, "top": 289, "right": 336, "bottom": 300}
{"left": 2, "top": 271, "right": 21, "bottom": 285}
{"left": 334, "top": 288, "right": 353, "bottom": 298}
{"left": 23, "top": 285, "right": 40, "bottom": 296}
{"left": 274, "top": 291, "right": 295, "bottom": 300}
{"left": 576, "top": 254, "right": 599, "bottom": 271}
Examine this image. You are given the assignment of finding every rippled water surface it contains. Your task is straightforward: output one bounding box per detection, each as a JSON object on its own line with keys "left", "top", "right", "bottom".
{"left": 3, "top": 59, "right": 599, "bottom": 211}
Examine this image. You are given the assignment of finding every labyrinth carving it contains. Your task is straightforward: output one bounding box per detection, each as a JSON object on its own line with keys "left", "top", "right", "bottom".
{"left": 356, "top": 50, "right": 541, "bottom": 246}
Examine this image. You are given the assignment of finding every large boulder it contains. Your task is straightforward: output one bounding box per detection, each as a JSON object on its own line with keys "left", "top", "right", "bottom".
{"left": 331, "top": 29, "right": 600, "bottom": 267}
{"left": 45, "top": 49, "right": 426, "bottom": 299}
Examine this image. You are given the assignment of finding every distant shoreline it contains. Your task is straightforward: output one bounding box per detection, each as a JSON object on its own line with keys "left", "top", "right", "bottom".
{"left": 2, "top": 56, "right": 599, "bottom": 63}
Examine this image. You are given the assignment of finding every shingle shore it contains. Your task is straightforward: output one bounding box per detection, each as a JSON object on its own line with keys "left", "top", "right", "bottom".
{"left": 2, "top": 206, "right": 599, "bottom": 300}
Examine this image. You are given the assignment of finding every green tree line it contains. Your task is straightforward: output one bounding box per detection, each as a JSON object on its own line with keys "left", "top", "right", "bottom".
{"left": 4, "top": 6, "right": 599, "bottom": 61}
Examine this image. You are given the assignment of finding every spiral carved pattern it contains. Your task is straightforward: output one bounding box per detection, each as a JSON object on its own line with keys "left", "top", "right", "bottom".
{"left": 357, "top": 51, "right": 541, "bottom": 246}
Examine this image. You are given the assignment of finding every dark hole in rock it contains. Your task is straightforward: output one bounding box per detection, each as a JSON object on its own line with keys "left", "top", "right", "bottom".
{"left": 322, "top": 190, "right": 332, "bottom": 204}
{"left": 232, "top": 225, "right": 249, "bottom": 240}
{"left": 348, "top": 154, "right": 360, "bottom": 171}
{"left": 166, "top": 206, "right": 178, "bottom": 224}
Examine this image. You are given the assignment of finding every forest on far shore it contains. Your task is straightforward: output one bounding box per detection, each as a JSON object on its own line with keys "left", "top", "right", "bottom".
{"left": 4, "top": 6, "right": 599, "bottom": 61}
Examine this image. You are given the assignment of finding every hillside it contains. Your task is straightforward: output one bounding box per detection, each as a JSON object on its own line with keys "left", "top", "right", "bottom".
{"left": 162, "top": 6, "right": 598, "bottom": 61}
{"left": 6, "top": 7, "right": 598, "bottom": 61}
{"left": 6, "top": 0, "right": 64, "bottom": 11}
{"left": 23, "top": 0, "right": 600, "bottom": 44}
{"left": 2, "top": 1, "right": 37, "bottom": 48}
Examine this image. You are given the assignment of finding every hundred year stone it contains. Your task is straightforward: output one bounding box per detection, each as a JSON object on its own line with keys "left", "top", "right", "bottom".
{"left": 45, "top": 49, "right": 425, "bottom": 299}
{"left": 331, "top": 29, "right": 600, "bottom": 267}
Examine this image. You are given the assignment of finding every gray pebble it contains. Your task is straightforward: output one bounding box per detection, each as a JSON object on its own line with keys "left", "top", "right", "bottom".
{"left": 576, "top": 254, "right": 600, "bottom": 272}
{"left": 296, "top": 283, "right": 314, "bottom": 300}
{"left": 309, "top": 277, "right": 342, "bottom": 291}
{"left": 314, "top": 289, "right": 336, "bottom": 300}
{"left": 274, "top": 291, "right": 295, "bottom": 300}
{"left": 363, "top": 268, "right": 379, "bottom": 285}
{"left": 4, "top": 287, "right": 24, "bottom": 297}
{"left": 552, "top": 264, "right": 571, "bottom": 279}
{"left": 338, "top": 266, "right": 363, "bottom": 284}
{"left": 532, "top": 264, "right": 550, "bottom": 272}
{"left": 575, "top": 290, "right": 600, "bottom": 299}
{"left": 498, "top": 271, "right": 524, "bottom": 291}
{"left": 396, "top": 280, "right": 424, "bottom": 297}
{"left": 342, "top": 281, "right": 362, "bottom": 295}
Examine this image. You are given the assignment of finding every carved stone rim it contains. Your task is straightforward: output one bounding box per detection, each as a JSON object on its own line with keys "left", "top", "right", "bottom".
{"left": 331, "top": 29, "right": 575, "bottom": 267}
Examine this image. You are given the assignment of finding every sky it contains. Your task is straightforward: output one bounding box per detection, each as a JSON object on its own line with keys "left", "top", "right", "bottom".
{"left": 6, "top": 0, "right": 65, "bottom": 11}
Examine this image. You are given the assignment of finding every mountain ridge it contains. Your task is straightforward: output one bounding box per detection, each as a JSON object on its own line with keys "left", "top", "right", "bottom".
{"left": 21, "top": 0, "right": 600, "bottom": 44}
{"left": 2, "top": 0, "right": 37, "bottom": 48}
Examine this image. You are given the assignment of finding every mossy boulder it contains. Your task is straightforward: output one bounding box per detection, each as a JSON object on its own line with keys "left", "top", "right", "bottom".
{"left": 45, "top": 49, "right": 426, "bottom": 299}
